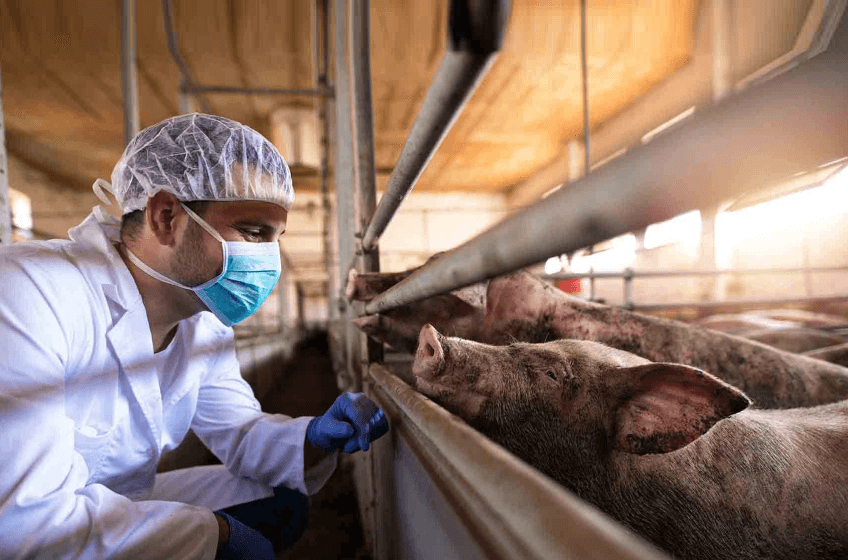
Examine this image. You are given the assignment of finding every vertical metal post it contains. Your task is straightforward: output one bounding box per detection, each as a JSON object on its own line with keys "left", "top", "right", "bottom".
{"left": 589, "top": 267, "right": 596, "bottom": 301}
{"left": 623, "top": 267, "right": 634, "bottom": 309}
{"left": 349, "top": 2, "right": 384, "bottom": 558}
{"left": 711, "top": 0, "right": 732, "bottom": 102}
{"left": 121, "top": 0, "right": 140, "bottom": 145}
{"left": 296, "top": 283, "right": 306, "bottom": 331}
{"left": 350, "top": 0, "right": 382, "bottom": 378}
{"left": 0, "top": 64, "right": 10, "bottom": 246}
{"left": 334, "top": 0, "right": 359, "bottom": 391}
{"left": 314, "top": 0, "right": 336, "bottom": 322}
{"left": 580, "top": 0, "right": 591, "bottom": 174}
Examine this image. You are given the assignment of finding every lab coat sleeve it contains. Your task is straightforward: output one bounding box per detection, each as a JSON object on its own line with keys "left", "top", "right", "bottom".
{"left": 0, "top": 256, "right": 220, "bottom": 560}
{"left": 191, "top": 328, "right": 336, "bottom": 496}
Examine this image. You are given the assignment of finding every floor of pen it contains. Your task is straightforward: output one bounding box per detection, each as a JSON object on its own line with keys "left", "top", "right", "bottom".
{"left": 259, "top": 331, "right": 372, "bottom": 560}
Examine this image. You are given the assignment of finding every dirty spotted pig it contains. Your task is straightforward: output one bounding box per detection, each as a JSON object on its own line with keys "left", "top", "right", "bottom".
{"left": 350, "top": 267, "right": 848, "bottom": 408}
{"left": 412, "top": 324, "right": 848, "bottom": 560}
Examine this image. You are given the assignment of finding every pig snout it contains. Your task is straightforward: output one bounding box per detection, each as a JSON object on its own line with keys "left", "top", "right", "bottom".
{"left": 413, "top": 324, "right": 445, "bottom": 381}
{"left": 344, "top": 269, "right": 360, "bottom": 301}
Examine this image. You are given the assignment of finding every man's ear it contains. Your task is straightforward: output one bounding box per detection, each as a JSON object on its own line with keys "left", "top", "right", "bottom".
{"left": 612, "top": 363, "right": 751, "bottom": 455}
{"left": 145, "top": 191, "right": 183, "bottom": 246}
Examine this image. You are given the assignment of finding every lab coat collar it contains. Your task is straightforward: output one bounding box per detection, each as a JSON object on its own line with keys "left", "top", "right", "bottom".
{"left": 71, "top": 211, "right": 164, "bottom": 444}
{"left": 68, "top": 210, "right": 143, "bottom": 312}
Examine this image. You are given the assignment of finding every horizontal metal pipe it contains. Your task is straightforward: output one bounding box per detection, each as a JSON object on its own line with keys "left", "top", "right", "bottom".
{"left": 367, "top": 363, "right": 671, "bottom": 560}
{"left": 544, "top": 265, "right": 848, "bottom": 281}
{"left": 632, "top": 293, "right": 848, "bottom": 313}
{"left": 184, "top": 85, "right": 334, "bottom": 97}
{"left": 364, "top": 24, "right": 848, "bottom": 315}
{"left": 358, "top": 0, "right": 510, "bottom": 252}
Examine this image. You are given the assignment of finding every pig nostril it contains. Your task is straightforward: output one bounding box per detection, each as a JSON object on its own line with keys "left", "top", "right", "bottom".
{"left": 424, "top": 342, "right": 435, "bottom": 358}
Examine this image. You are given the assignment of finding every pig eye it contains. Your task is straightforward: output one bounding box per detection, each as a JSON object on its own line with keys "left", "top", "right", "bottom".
{"left": 545, "top": 370, "right": 558, "bottom": 381}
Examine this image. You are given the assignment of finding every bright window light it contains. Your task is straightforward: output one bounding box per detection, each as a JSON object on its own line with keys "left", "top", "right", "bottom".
{"left": 644, "top": 210, "right": 702, "bottom": 250}
{"left": 718, "top": 164, "right": 848, "bottom": 241}
{"left": 544, "top": 256, "right": 562, "bottom": 275}
{"left": 570, "top": 234, "right": 637, "bottom": 273}
{"left": 715, "top": 164, "right": 848, "bottom": 267}
{"left": 9, "top": 188, "right": 33, "bottom": 231}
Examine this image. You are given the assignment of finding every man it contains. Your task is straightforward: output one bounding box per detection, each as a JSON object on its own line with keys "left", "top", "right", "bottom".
{"left": 0, "top": 114, "right": 389, "bottom": 559}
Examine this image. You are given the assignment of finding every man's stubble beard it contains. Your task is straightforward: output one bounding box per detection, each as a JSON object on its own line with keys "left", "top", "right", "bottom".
{"left": 171, "top": 219, "right": 220, "bottom": 288}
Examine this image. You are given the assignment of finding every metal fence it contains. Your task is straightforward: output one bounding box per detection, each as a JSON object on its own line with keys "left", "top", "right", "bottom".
{"left": 334, "top": 1, "right": 848, "bottom": 559}
{"left": 544, "top": 265, "right": 848, "bottom": 310}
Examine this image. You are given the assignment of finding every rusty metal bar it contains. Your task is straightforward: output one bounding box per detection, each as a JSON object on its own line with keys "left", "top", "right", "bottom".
{"left": 356, "top": 0, "right": 510, "bottom": 254}
{"left": 120, "top": 0, "right": 140, "bottom": 145}
{"left": 363, "top": 15, "right": 848, "bottom": 315}
{"left": 368, "top": 363, "right": 671, "bottom": 560}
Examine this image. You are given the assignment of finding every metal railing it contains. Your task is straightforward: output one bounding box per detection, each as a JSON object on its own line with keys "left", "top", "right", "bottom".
{"left": 345, "top": 0, "right": 509, "bottom": 276}
{"left": 367, "top": 363, "right": 671, "bottom": 560}
{"left": 337, "top": 4, "right": 848, "bottom": 560}
{"left": 362, "top": 10, "right": 848, "bottom": 315}
{"left": 545, "top": 265, "right": 848, "bottom": 309}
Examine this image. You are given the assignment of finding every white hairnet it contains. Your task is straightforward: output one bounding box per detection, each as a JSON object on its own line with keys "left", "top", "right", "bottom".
{"left": 110, "top": 113, "right": 294, "bottom": 214}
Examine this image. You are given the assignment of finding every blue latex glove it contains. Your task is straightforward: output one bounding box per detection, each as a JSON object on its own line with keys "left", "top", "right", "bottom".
{"left": 306, "top": 392, "right": 389, "bottom": 453}
{"left": 214, "top": 510, "right": 275, "bottom": 560}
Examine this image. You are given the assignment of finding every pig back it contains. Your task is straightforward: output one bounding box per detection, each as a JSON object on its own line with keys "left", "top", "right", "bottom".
{"left": 483, "top": 272, "right": 848, "bottom": 409}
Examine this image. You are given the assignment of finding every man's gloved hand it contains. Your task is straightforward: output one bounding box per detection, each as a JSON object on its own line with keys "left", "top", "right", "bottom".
{"left": 306, "top": 393, "right": 389, "bottom": 453}
{"left": 214, "top": 510, "right": 275, "bottom": 560}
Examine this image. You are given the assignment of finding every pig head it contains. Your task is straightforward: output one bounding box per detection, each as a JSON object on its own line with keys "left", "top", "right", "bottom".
{"left": 347, "top": 266, "right": 486, "bottom": 354}
{"left": 412, "top": 324, "right": 750, "bottom": 486}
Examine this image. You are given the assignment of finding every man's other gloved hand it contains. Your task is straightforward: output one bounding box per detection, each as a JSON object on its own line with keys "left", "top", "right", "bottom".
{"left": 306, "top": 393, "right": 389, "bottom": 453}
{"left": 214, "top": 510, "right": 275, "bottom": 560}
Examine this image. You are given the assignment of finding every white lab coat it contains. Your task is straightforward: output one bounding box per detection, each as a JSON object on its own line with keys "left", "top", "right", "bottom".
{"left": 0, "top": 212, "right": 336, "bottom": 559}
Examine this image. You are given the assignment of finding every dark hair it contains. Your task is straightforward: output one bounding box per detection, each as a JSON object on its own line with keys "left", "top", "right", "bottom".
{"left": 120, "top": 200, "right": 211, "bottom": 245}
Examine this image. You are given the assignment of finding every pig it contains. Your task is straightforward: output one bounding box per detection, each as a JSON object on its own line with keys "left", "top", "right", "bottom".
{"left": 348, "top": 267, "right": 486, "bottom": 353}
{"left": 482, "top": 271, "right": 848, "bottom": 408}
{"left": 804, "top": 342, "right": 848, "bottom": 368}
{"left": 412, "top": 324, "right": 848, "bottom": 560}
{"left": 735, "top": 327, "right": 846, "bottom": 354}
{"left": 693, "top": 313, "right": 799, "bottom": 334}
{"left": 349, "top": 266, "right": 848, "bottom": 409}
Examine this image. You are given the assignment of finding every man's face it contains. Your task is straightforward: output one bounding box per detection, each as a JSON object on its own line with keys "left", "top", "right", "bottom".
{"left": 172, "top": 200, "right": 288, "bottom": 287}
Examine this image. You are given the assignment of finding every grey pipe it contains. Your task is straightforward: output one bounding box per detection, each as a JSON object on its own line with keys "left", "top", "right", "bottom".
{"left": 184, "top": 85, "right": 334, "bottom": 97}
{"left": 162, "top": 0, "right": 211, "bottom": 114}
{"left": 364, "top": 18, "right": 848, "bottom": 315}
{"left": 358, "top": 0, "right": 510, "bottom": 252}
{"left": 120, "top": 0, "right": 140, "bottom": 145}
{"left": 580, "top": 0, "right": 590, "bottom": 175}
{"left": 545, "top": 264, "right": 848, "bottom": 281}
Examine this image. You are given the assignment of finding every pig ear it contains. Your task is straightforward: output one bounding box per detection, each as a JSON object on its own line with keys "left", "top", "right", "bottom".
{"left": 613, "top": 363, "right": 750, "bottom": 455}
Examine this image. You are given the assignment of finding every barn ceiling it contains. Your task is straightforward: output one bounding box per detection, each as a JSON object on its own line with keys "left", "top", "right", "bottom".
{"left": 0, "top": 0, "right": 697, "bottom": 197}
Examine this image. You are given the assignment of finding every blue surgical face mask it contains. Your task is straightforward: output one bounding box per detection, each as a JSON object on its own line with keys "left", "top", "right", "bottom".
{"left": 124, "top": 203, "right": 282, "bottom": 326}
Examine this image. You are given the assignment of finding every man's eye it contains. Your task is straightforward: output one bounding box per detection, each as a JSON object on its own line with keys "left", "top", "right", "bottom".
{"left": 241, "top": 229, "right": 262, "bottom": 238}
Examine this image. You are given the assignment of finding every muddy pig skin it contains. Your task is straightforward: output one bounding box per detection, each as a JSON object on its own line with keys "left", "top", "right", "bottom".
{"left": 347, "top": 268, "right": 486, "bottom": 353}
{"left": 347, "top": 266, "right": 848, "bottom": 408}
{"left": 413, "top": 325, "right": 848, "bottom": 560}
{"left": 484, "top": 272, "right": 848, "bottom": 409}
